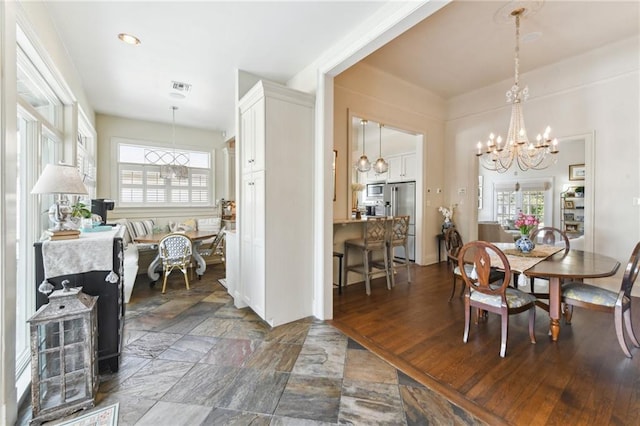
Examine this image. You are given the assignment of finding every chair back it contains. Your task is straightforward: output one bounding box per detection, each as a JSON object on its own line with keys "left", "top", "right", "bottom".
{"left": 621, "top": 242, "right": 640, "bottom": 298}
{"left": 390, "top": 216, "right": 410, "bottom": 245}
{"left": 444, "top": 228, "right": 463, "bottom": 259}
{"left": 457, "top": 240, "right": 512, "bottom": 297}
{"left": 364, "top": 217, "right": 388, "bottom": 247}
{"left": 206, "top": 224, "right": 227, "bottom": 255}
{"left": 159, "top": 233, "right": 193, "bottom": 260}
{"left": 530, "top": 227, "right": 570, "bottom": 253}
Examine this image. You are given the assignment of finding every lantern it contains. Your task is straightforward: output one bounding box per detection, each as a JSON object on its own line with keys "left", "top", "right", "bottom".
{"left": 28, "top": 282, "right": 98, "bottom": 425}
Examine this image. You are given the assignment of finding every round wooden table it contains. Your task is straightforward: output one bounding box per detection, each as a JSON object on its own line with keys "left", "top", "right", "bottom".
{"left": 526, "top": 249, "right": 620, "bottom": 341}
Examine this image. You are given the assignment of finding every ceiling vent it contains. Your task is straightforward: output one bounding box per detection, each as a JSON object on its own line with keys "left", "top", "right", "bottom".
{"left": 171, "top": 81, "right": 191, "bottom": 93}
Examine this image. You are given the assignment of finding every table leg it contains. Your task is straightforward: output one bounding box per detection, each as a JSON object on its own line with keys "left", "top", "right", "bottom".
{"left": 147, "top": 254, "right": 161, "bottom": 282}
{"left": 549, "top": 276, "right": 561, "bottom": 341}
{"left": 192, "top": 241, "right": 206, "bottom": 277}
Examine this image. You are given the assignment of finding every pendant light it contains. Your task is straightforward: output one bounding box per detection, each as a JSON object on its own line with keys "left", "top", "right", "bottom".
{"left": 160, "top": 106, "right": 189, "bottom": 179}
{"left": 356, "top": 119, "right": 371, "bottom": 172}
{"left": 373, "top": 123, "right": 389, "bottom": 173}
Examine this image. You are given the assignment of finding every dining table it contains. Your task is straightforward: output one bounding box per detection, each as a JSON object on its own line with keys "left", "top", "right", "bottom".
{"left": 486, "top": 242, "right": 621, "bottom": 341}
{"left": 134, "top": 230, "right": 218, "bottom": 282}
{"left": 525, "top": 248, "right": 620, "bottom": 341}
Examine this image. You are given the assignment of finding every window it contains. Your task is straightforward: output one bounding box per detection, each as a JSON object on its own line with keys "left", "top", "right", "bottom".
{"left": 116, "top": 141, "right": 213, "bottom": 207}
{"left": 493, "top": 179, "right": 553, "bottom": 228}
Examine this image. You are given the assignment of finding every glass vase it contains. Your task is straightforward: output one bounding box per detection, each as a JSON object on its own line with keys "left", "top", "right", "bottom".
{"left": 515, "top": 234, "right": 535, "bottom": 253}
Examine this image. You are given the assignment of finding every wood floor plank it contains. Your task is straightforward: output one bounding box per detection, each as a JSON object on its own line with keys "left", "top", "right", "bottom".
{"left": 332, "top": 262, "right": 640, "bottom": 425}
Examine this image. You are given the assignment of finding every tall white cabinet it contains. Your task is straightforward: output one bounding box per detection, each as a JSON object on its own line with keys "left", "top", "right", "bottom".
{"left": 237, "top": 80, "right": 315, "bottom": 327}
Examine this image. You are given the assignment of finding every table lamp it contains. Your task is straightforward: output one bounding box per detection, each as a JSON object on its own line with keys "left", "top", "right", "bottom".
{"left": 31, "top": 164, "right": 89, "bottom": 232}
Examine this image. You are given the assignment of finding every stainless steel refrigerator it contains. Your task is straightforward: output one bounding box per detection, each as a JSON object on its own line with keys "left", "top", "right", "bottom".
{"left": 384, "top": 181, "right": 416, "bottom": 261}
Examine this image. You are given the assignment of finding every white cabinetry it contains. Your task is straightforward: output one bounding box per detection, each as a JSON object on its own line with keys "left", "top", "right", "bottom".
{"left": 238, "top": 80, "right": 314, "bottom": 326}
{"left": 365, "top": 169, "right": 388, "bottom": 183}
{"left": 387, "top": 152, "right": 417, "bottom": 182}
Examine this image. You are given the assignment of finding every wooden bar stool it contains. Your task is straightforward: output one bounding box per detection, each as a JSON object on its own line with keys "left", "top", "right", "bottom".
{"left": 344, "top": 217, "right": 391, "bottom": 296}
{"left": 333, "top": 251, "right": 344, "bottom": 294}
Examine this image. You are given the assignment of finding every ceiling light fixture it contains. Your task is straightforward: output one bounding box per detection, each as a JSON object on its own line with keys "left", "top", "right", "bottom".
{"left": 476, "top": 7, "right": 559, "bottom": 173}
{"left": 373, "top": 123, "right": 389, "bottom": 174}
{"left": 356, "top": 119, "right": 371, "bottom": 173}
{"left": 117, "top": 33, "right": 141, "bottom": 46}
{"left": 160, "top": 106, "right": 189, "bottom": 180}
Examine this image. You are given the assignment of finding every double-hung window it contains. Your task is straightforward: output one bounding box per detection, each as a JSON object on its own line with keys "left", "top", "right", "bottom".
{"left": 116, "top": 140, "right": 213, "bottom": 207}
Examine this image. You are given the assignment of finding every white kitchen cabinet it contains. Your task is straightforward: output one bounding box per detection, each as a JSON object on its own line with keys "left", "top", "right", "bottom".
{"left": 387, "top": 152, "right": 417, "bottom": 182}
{"left": 238, "top": 80, "right": 314, "bottom": 326}
{"left": 366, "top": 169, "right": 388, "bottom": 183}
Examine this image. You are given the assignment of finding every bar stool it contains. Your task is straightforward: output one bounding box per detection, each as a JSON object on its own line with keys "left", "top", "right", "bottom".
{"left": 344, "top": 217, "right": 391, "bottom": 296}
{"left": 333, "top": 251, "right": 344, "bottom": 294}
{"left": 387, "top": 215, "right": 411, "bottom": 287}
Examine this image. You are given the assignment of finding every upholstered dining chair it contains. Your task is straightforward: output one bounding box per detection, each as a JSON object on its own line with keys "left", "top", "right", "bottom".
{"left": 387, "top": 215, "right": 411, "bottom": 287}
{"left": 445, "top": 228, "right": 503, "bottom": 301}
{"left": 562, "top": 241, "right": 640, "bottom": 358}
{"left": 344, "top": 217, "right": 391, "bottom": 295}
{"left": 528, "top": 227, "right": 570, "bottom": 307}
{"left": 158, "top": 233, "right": 193, "bottom": 294}
{"left": 457, "top": 240, "right": 537, "bottom": 357}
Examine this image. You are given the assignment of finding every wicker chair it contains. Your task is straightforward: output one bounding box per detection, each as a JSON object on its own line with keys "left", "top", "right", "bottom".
{"left": 158, "top": 233, "right": 193, "bottom": 294}
{"left": 344, "top": 217, "right": 392, "bottom": 295}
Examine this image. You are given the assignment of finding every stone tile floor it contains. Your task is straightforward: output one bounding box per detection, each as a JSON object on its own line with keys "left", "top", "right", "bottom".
{"left": 19, "top": 272, "right": 484, "bottom": 425}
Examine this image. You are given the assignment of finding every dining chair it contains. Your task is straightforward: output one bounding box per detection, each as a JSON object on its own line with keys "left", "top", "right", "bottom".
{"left": 158, "top": 233, "right": 193, "bottom": 294}
{"left": 197, "top": 224, "right": 227, "bottom": 269}
{"left": 387, "top": 215, "right": 411, "bottom": 287}
{"left": 562, "top": 241, "right": 640, "bottom": 358}
{"left": 445, "top": 228, "right": 503, "bottom": 301}
{"left": 528, "top": 227, "right": 570, "bottom": 307}
{"left": 457, "top": 240, "right": 537, "bottom": 357}
{"left": 344, "top": 217, "right": 392, "bottom": 295}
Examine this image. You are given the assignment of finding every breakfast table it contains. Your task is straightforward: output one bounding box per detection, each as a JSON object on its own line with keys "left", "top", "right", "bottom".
{"left": 134, "top": 230, "right": 218, "bottom": 282}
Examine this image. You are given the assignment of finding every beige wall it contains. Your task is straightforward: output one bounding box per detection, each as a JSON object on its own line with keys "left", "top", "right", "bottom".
{"left": 95, "top": 114, "right": 226, "bottom": 221}
{"left": 333, "top": 62, "right": 447, "bottom": 264}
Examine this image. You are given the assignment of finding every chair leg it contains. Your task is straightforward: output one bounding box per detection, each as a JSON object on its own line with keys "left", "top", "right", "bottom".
{"left": 182, "top": 267, "right": 190, "bottom": 290}
{"left": 463, "top": 297, "right": 471, "bottom": 343}
{"left": 615, "top": 305, "right": 632, "bottom": 358}
{"left": 563, "top": 304, "right": 574, "bottom": 324}
{"left": 404, "top": 242, "right": 411, "bottom": 283}
{"left": 528, "top": 307, "right": 536, "bottom": 344}
{"left": 500, "top": 311, "right": 508, "bottom": 358}
{"left": 388, "top": 245, "right": 396, "bottom": 289}
{"left": 383, "top": 245, "right": 392, "bottom": 290}
{"left": 623, "top": 307, "right": 640, "bottom": 348}
{"left": 449, "top": 271, "right": 457, "bottom": 302}
{"left": 363, "top": 249, "right": 371, "bottom": 296}
{"left": 161, "top": 271, "right": 169, "bottom": 294}
{"left": 343, "top": 244, "right": 349, "bottom": 293}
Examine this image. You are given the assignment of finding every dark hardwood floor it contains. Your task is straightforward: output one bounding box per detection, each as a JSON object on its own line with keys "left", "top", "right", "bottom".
{"left": 331, "top": 261, "right": 640, "bottom": 425}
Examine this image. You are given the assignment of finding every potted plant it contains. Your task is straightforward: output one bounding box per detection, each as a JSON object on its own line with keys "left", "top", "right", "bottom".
{"left": 71, "top": 201, "right": 91, "bottom": 219}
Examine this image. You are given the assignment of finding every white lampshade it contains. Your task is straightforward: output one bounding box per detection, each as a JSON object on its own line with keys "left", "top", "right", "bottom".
{"left": 31, "top": 164, "right": 88, "bottom": 195}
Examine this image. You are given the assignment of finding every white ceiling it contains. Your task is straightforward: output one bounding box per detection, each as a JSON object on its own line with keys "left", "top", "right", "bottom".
{"left": 44, "top": 1, "right": 639, "bottom": 133}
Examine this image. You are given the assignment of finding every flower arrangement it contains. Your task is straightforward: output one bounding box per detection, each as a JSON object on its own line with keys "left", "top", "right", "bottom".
{"left": 438, "top": 205, "right": 454, "bottom": 223}
{"left": 351, "top": 183, "right": 366, "bottom": 211}
{"left": 514, "top": 212, "right": 539, "bottom": 235}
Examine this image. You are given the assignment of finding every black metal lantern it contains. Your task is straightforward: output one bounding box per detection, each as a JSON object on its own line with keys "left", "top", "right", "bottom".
{"left": 28, "top": 283, "right": 98, "bottom": 425}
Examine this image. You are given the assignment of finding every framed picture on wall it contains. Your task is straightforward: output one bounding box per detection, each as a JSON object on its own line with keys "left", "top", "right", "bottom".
{"left": 564, "top": 213, "right": 575, "bottom": 221}
{"left": 564, "top": 200, "right": 575, "bottom": 209}
{"left": 569, "top": 163, "right": 585, "bottom": 181}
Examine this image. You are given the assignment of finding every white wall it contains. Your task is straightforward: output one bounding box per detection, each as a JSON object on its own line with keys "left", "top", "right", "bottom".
{"left": 446, "top": 37, "right": 640, "bottom": 262}
{"left": 95, "top": 114, "right": 226, "bottom": 220}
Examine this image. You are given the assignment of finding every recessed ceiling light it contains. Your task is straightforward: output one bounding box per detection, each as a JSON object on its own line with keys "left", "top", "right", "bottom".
{"left": 118, "top": 33, "right": 141, "bottom": 46}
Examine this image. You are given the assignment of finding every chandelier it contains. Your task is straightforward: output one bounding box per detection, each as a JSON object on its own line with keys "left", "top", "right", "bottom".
{"left": 160, "top": 106, "right": 189, "bottom": 179}
{"left": 476, "top": 7, "right": 559, "bottom": 173}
